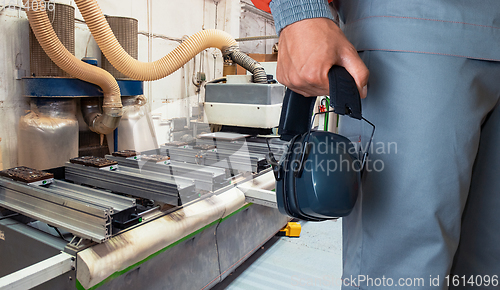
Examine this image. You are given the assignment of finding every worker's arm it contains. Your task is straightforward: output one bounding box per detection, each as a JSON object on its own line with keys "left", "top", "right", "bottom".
{"left": 252, "top": 0, "right": 368, "bottom": 98}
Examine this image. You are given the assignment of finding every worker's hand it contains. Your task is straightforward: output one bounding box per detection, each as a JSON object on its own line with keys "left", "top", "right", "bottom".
{"left": 276, "top": 18, "right": 369, "bottom": 98}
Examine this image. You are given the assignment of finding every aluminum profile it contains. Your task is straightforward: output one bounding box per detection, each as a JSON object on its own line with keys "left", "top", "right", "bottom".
{"left": 155, "top": 147, "right": 266, "bottom": 173}
{"left": 105, "top": 155, "right": 229, "bottom": 191}
{"left": 65, "top": 163, "right": 196, "bottom": 205}
{"left": 0, "top": 177, "right": 136, "bottom": 243}
{"left": 156, "top": 138, "right": 286, "bottom": 174}
{"left": 48, "top": 180, "right": 136, "bottom": 212}
{"left": 195, "top": 138, "right": 286, "bottom": 156}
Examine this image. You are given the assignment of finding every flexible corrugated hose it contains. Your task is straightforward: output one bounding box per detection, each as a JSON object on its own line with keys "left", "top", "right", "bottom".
{"left": 73, "top": 0, "right": 267, "bottom": 83}
{"left": 227, "top": 50, "right": 267, "bottom": 83}
{"left": 24, "top": 0, "right": 122, "bottom": 135}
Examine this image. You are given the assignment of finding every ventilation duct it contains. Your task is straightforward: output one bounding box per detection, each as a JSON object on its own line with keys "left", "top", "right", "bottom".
{"left": 29, "top": 3, "right": 75, "bottom": 77}
{"left": 101, "top": 16, "right": 138, "bottom": 79}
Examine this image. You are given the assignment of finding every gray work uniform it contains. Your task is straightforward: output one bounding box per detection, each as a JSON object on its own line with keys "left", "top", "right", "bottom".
{"left": 337, "top": 1, "right": 500, "bottom": 289}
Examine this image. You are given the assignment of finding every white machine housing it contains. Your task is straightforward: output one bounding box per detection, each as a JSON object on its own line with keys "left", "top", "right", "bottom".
{"left": 204, "top": 78, "right": 285, "bottom": 129}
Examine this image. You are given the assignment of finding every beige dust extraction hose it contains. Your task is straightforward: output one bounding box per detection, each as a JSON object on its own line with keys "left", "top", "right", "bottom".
{"left": 74, "top": 0, "right": 267, "bottom": 83}
{"left": 25, "top": 0, "right": 122, "bottom": 135}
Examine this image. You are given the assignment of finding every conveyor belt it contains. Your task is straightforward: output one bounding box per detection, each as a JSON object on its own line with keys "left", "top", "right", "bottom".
{"left": 0, "top": 176, "right": 136, "bottom": 243}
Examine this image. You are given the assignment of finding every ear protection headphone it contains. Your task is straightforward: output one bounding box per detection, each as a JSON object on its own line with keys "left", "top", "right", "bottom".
{"left": 267, "top": 66, "right": 375, "bottom": 221}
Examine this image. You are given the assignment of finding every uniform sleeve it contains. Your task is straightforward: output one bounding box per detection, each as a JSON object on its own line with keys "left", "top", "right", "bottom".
{"left": 269, "top": 0, "right": 334, "bottom": 35}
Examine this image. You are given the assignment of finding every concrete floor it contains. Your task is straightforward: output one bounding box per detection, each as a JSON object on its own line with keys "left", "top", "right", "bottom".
{"left": 213, "top": 219, "right": 343, "bottom": 290}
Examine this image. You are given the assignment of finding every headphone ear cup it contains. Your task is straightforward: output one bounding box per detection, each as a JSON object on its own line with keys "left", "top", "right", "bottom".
{"left": 283, "top": 134, "right": 312, "bottom": 220}
{"left": 277, "top": 133, "right": 339, "bottom": 221}
{"left": 276, "top": 135, "right": 300, "bottom": 218}
{"left": 295, "top": 131, "right": 360, "bottom": 219}
{"left": 289, "top": 134, "right": 327, "bottom": 221}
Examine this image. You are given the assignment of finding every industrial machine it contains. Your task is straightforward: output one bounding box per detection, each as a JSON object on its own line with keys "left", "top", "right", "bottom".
{"left": 0, "top": 1, "right": 291, "bottom": 289}
{"left": 0, "top": 134, "right": 288, "bottom": 290}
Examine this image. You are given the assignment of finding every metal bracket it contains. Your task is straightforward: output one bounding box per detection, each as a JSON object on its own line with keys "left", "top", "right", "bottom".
{"left": 243, "top": 187, "right": 277, "bottom": 208}
{"left": 0, "top": 252, "right": 75, "bottom": 290}
{"left": 64, "top": 236, "right": 95, "bottom": 256}
{"left": 238, "top": 171, "right": 277, "bottom": 208}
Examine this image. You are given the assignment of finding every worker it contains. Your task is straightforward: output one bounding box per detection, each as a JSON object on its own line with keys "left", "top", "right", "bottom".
{"left": 251, "top": 0, "right": 500, "bottom": 289}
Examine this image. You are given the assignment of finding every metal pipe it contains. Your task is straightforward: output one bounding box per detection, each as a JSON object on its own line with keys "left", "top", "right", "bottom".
{"left": 80, "top": 98, "right": 100, "bottom": 130}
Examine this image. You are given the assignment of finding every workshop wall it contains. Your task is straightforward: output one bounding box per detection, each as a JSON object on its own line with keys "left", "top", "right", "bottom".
{"left": 239, "top": 1, "right": 277, "bottom": 54}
